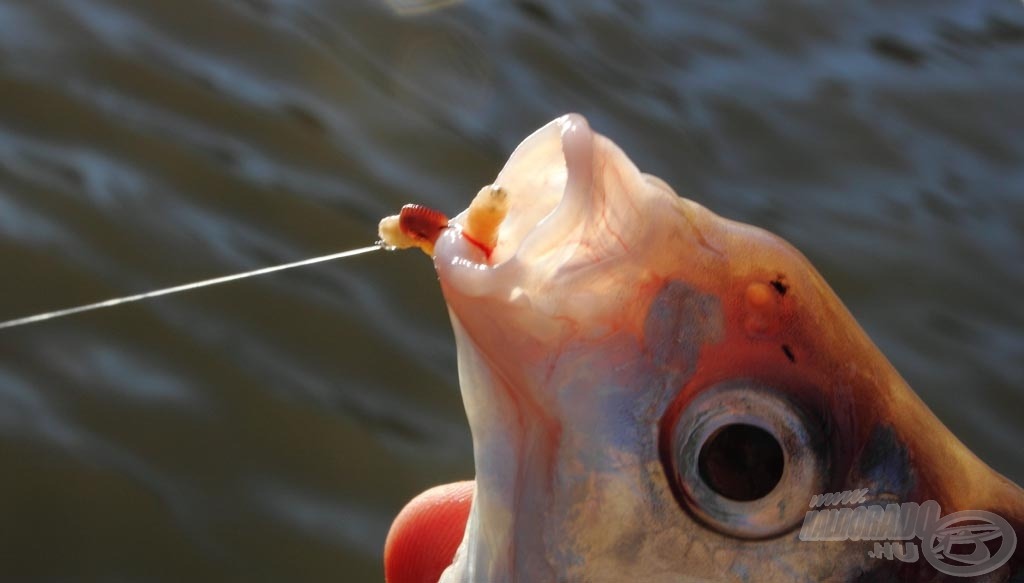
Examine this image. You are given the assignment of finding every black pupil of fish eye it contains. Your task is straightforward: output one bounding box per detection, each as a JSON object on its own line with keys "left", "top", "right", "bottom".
{"left": 697, "top": 424, "right": 784, "bottom": 501}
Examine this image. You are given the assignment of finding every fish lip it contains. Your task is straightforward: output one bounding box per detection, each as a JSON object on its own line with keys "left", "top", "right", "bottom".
{"left": 433, "top": 113, "right": 595, "bottom": 299}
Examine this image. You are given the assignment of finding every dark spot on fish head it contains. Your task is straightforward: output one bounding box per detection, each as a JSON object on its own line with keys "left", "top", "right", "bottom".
{"left": 769, "top": 276, "right": 789, "bottom": 296}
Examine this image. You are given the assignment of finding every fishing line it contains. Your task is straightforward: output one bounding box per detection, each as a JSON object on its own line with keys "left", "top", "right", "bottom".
{"left": 0, "top": 244, "right": 383, "bottom": 331}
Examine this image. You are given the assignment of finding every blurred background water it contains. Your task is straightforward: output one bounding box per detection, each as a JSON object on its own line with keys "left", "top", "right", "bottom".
{"left": 0, "top": 0, "right": 1021, "bottom": 581}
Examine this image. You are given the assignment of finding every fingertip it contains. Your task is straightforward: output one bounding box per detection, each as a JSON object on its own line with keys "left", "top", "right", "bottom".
{"left": 384, "top": 481, "right": 474, "bottom": 583}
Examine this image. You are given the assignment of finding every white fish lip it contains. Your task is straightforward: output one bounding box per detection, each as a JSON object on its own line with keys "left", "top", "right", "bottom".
{"left": 433, "top": 113, "right": 598, "bottom": 300}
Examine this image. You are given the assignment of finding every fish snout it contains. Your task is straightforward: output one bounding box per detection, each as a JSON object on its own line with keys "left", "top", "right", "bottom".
{"left": 433, "top": 114, "right": 673, "bottom": 310}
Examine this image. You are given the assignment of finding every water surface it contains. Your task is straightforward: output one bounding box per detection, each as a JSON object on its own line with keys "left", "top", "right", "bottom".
{"left": 0, "top": 1, "right": 1021, "bottom": 581}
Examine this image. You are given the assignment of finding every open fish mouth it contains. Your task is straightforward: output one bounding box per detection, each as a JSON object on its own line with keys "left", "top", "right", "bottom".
{"left": 433, "top": 113, "right": 661, "bottom": 312}
{"left": 435, "top": 114, "right": 586, "bottom": 275}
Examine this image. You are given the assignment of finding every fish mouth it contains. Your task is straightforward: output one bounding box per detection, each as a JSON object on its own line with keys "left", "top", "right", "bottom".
{"left": 433, "top": 113, "right": 651, "bottom": 307}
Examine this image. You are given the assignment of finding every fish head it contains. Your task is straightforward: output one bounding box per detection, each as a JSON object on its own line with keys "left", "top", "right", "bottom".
{"left": 388, "top": 114, "right": 1024, "bottom": 582}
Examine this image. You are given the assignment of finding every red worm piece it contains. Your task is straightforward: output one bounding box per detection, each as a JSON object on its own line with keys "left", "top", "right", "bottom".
{"left": 398, "top": 204, "right": 449, "bottom": 247}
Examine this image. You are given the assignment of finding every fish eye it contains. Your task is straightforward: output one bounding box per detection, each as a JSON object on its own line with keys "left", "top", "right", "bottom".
{"left": 667, "top": 381, "right": 828, "bottom": 539}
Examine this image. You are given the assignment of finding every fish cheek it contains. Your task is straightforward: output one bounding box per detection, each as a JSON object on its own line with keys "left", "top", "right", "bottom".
{"left": 540, "top": 279, "right": 731, "bottom": 580}
{"left": 642, "top": 279, "right": 726, "bottom": 378}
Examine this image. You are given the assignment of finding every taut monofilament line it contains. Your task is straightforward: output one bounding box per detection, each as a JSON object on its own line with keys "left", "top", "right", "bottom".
{"left": 0, "top": 244, "right": 383, "bottom": 331}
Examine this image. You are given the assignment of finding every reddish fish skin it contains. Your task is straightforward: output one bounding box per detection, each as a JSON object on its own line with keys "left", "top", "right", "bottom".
{"left": 652, "top": 266, "right": 1024, "bottom": 580}
{"left": 384, "top": 481, "right": 473, "bottom": 583}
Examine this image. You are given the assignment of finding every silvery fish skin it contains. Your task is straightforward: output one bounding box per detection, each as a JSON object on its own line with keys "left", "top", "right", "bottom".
{"left": 429, "top": 115, "right": 1023, "bottom": 582}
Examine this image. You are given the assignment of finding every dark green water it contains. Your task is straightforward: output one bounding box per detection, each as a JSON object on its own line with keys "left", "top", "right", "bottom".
{"left": 0, "top": 1, "right": 1021, "bottom": 581}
